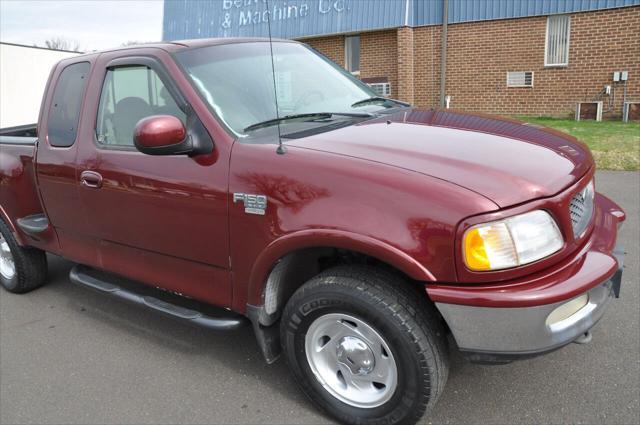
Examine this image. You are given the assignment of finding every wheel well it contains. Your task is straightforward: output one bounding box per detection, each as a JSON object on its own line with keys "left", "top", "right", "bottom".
{"left": 256, "top": 247, "right": 428, "bottom": 327}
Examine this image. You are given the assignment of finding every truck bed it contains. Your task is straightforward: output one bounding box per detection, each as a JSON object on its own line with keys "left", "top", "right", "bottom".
{"left": 0, "top": 124, "right": 37, "bottom": 144}
{"left": 0, "top": 127, "right": 42, "bottom": 247}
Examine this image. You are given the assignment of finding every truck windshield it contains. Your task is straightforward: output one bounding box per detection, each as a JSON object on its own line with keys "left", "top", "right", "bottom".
{"left": 175, "top": 41, "right": 384, "bottom": 136}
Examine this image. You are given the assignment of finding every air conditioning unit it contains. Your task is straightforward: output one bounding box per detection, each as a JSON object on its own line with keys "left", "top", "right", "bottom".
{"left": 507, "top": 71, "right": 534, "bottom": 87}
{"left": 368, "top": 82, "right": 391, "bottom": 97}
{"left": 575, "top": 101, "right": 603, "bottom": 121}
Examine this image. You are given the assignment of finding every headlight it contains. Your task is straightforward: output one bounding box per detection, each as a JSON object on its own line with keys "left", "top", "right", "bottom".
{"left": 463, "top": 210, "right": 563, "bottom": 271}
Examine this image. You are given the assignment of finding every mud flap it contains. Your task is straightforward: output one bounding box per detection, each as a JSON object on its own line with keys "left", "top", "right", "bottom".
{"left": 612, "top": 245, "right": 625, "bottom": 298}
{"left": 246, "top": 304, "right": 282, "bottom": 364}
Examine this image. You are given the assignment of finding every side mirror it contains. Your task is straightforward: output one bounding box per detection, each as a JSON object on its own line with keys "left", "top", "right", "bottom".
{"left": 133, "top": 115, "right": 192, "bottom": 155}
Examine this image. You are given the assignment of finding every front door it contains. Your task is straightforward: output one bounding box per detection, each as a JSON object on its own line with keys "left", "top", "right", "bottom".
{"left": 76, "top": 55, "right": 231, "bottom": 307}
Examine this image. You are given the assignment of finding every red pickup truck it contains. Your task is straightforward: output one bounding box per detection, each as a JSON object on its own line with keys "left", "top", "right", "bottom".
{"left": 0, "top": 38, "right": 625, "bottom": 425}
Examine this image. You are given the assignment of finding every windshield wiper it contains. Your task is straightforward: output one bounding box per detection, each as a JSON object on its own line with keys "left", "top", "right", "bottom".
{"left": 244, "top": 112, "right": 373, "bottom": 132}
{"left": 351, "top": 96, "right": 411, "bottom": 108}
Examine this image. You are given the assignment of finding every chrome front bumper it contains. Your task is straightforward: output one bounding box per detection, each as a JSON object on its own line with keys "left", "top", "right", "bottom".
{"left": 435, "top": 248, "right": 623, "bottom": 362}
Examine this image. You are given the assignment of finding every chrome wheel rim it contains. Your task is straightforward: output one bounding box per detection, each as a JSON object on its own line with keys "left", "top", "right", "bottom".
{"left": 0, "top": 234, "right": 16, "bottom": 280}
{"left": 305, "top": 313, "right": 398, "bottom": 408}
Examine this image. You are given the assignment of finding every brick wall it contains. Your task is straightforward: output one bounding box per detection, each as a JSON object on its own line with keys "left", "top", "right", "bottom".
{"left": 396, "top": 27, "right": 415, "bottom": 103}
{"left": 301, "top": 6, "right": 639, "bottom": 117}
{"left": 360, "top": 31, "right": 398, "bottom": 98}
{"left": 440, "top": 5, "right": 640, "bottom": 116}
{"left": 304, "top": 34, "right": 344, "bottom": 66}
{"left": 412, "top": 25, "right": 441, "bottom": 108}
{"left": 305, "top": 30, "right": 398, "bottom": 98}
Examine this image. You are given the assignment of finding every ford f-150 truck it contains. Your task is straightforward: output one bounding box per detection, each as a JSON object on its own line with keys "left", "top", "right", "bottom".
{"left": 0, "top": 38, "right": 626, "bottom": 425}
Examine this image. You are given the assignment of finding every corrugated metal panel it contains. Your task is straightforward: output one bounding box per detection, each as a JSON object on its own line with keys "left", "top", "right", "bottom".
{"left": 444, "top": 0, "right": 640, "bottom": 24}
{"left": 411, "top": 0, "right": 442, "bottom": 26}
{"left": 163, "top": 0, "right": 640, "bottom": 41}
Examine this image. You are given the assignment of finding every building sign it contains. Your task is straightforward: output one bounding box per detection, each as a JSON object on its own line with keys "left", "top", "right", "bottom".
{"left": 163, "top": 0, "right": 640, "bottom": 42}
{"left": 163, "top": 0, "right": 408, "bottom": 41}
{"left": 220, "top": 0, "right": 350, "bottom": 30}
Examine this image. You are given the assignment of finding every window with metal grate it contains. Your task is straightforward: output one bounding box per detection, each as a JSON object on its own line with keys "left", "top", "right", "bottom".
{"left": 345, "top": 35, "right": 360, "bottom": 74}
{"left": 545, "top": 15, "right": 571, "bottom": 66}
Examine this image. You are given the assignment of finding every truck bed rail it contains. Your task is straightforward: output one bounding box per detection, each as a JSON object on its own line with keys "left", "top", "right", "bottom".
{"left": 0, "top": 136, "right": 37, "bottom": 145}
{"left": 0, "top": 124, "right": 37, "bottom": 144}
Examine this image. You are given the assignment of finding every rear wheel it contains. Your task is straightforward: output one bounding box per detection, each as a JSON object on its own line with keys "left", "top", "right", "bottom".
{"left": 281, "top": 265, "right": 449, "bottom": 425}
{"left": 0, "top": 218, "right": 47, "bottom": 293}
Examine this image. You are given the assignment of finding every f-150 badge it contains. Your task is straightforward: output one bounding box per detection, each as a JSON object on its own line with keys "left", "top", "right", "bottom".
{"left": 233, "top": 193, "right": 267, "bottom": 215}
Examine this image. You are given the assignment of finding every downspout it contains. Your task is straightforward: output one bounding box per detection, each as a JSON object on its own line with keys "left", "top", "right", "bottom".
{"left": 404, "top": 0, "right": 411, "bottom": 26}
{"left": 440, "top": 0, "right": 448, "bottom": 107}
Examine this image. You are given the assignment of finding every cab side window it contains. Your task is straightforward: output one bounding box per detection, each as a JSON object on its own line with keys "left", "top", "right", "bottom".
{"left": 48, "top": 62, "right": 91, "bottom": 147}
{"left": 96, "top": 66, "right": 185, "bottom": 146}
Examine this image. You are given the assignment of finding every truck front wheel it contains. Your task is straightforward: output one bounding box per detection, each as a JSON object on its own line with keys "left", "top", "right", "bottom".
{"left": 0, "top": 219, "right": 47, "bottom": 293}
{"left": 280, "top": 265, "right": 449, "bottom": 425}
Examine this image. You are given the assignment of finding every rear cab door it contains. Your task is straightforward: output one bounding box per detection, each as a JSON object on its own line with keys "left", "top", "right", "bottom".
{"left": 35, "top": 56, "right": 98, "bottom": 259}
{"left": 74, "top": 48, "right": 233, "bottom": 307}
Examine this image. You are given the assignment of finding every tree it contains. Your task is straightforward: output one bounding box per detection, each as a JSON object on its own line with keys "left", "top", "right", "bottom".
{"left": 121, "top": 41, "right": 152, "bottom": 47}
{"left": 44, "top": 37, "right": 81, "bottom": 52}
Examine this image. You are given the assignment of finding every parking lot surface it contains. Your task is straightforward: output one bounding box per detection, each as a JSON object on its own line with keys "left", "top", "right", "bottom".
{"left": 1, "top": 170, "right": 638, "bottom": 425}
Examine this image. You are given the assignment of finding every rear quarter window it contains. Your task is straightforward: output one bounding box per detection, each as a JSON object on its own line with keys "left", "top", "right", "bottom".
{"left": 47, "top": 62, "right": 91, "bottom": 147}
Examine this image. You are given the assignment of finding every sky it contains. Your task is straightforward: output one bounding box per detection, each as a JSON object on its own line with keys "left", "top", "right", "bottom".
{"left": 0, "top": 0, "right": 164, "bottom": 52}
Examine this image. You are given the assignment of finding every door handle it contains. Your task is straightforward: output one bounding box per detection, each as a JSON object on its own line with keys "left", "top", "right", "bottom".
{"left": 80, "top": 171, "right": 103, "bottom": 188}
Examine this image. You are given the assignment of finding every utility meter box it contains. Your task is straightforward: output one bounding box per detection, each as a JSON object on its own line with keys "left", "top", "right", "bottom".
{"left": 613, "top": 71, "right": 629, "bottom": 82}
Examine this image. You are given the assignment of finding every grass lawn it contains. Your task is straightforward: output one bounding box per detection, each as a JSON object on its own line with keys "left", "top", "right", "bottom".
{"left": 516, "top": 117, "right": 640, "bottom": 171}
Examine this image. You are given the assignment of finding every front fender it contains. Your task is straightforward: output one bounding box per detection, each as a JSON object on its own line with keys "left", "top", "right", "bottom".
{"left": 228, "top": 143, "right": 498, "bottom": 313}
{"left": 246, "top": 229, "right": 437, "bottom": 306}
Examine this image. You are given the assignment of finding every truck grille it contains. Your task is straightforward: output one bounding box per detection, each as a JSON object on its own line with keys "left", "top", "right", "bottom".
{"left": 569, "top": 180, "right": 594, "bottom": 238}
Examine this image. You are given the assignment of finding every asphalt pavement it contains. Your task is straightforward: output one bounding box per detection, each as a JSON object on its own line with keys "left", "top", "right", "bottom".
{"left": 1, "top": 170, "right": 638, "bottom": 425}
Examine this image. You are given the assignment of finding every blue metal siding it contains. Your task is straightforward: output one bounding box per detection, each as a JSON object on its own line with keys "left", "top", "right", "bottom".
{"left": 164, "top": 0, "right": 408, "bottom": 41}
{"left": 162, "top": 0, "right": 640, "bottom": 41}
{"left": 445, "top": 0, "right": 639, "bottom": 24}
{"left": 410, "top": 0, "right": 442, "bottom": 26}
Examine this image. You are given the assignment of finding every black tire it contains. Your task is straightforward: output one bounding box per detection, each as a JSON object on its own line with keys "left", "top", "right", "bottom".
{"left": 280, "top": 265, "right": 449, "bottom": 425}
{"left": 0, "top": 218, "right": 47, "bottom": 293}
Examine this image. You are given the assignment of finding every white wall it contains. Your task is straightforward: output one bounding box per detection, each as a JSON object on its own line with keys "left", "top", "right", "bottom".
{"left": 0, "top": 43, "right": 80, "bottom": 128}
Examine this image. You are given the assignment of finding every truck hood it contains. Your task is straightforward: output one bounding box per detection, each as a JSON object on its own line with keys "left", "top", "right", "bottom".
{"left": 287, "top": 109, "right": 592, "bottom": 208}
